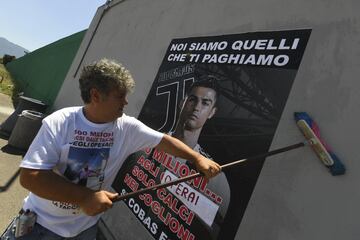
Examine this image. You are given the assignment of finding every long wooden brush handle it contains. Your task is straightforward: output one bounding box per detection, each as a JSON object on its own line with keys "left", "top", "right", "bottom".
{"left": 113, "top": 142, "right": 305, "bottom": 202}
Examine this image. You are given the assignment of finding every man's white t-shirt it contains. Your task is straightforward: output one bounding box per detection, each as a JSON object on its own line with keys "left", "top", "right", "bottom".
{"left": 20, "top": 107, "right": 164, "bottom": 237}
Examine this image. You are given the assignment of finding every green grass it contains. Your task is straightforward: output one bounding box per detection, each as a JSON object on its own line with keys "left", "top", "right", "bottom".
{"left": 0, "top": 63, "right": 15, "bottom": 96}
{"left": 0, "top": 59, "right": 23, "bottom": 107}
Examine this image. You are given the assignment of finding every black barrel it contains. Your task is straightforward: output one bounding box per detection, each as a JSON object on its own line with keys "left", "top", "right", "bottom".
{"left": 8, "top": 110, "right": 45, "bottom": 150}
{"left": 0, "top": 96, "right": 47, "bottom": 137}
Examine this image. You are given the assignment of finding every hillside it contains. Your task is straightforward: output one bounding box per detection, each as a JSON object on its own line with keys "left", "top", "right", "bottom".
{"left": 0, "top": 63, "right": 15, "bottom": 97}
{"left": 0, "top": 37, "right": 29, "bottom": 58}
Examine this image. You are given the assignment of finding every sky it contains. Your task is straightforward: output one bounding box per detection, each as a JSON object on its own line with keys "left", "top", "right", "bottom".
{"left": 0, "top": 0, "right": 107, "bottom": 51}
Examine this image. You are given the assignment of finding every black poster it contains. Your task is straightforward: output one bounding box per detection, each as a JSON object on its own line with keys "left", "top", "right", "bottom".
{"left": 113, "top": 29, "right": 311, "bottom": 240}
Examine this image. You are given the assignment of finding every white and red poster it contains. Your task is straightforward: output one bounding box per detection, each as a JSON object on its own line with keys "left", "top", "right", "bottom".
{"left": 112, "top": 29, "right": 311, "bottom": 239}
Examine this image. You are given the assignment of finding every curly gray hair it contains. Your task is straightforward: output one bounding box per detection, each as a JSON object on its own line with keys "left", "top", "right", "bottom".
{"left": 79, "top": 58, "right": 135, "bottom": 103}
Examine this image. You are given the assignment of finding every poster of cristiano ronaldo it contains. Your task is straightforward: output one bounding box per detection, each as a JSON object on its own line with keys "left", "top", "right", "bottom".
{"left": 112, "top": 29, "right": 311, "bottom": 240}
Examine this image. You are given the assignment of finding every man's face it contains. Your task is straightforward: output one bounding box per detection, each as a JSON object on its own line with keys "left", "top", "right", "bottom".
{"left": 179, "top": 86, "right": 217, "bottom": 131}
{"left": 91, "top": 88, "right": 128, "bottom": 122}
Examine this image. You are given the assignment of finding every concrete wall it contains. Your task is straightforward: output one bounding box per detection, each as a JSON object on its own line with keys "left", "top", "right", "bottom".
{"left": 54, "top": 0, "right": 360, "bottom": 239}
{"left": 234, "top": 3, "right": 360, "bottom": 239}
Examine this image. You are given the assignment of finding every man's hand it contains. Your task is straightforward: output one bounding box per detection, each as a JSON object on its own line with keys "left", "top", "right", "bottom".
{"left": 79, "top": 190, "right": 119, "bottom": 216}
{"left": 193, "top": 153, "right": 221, "bottom": 180}
{"left": 156, "top": 134, "right": 221, "bottom": 180}
{"left": 20, "top": 168, "right": 119, "bottom": 216}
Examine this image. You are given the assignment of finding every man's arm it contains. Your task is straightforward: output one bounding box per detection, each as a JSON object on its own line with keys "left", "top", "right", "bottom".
{"left": 19, "top": 168, "right": 118, "bottom": 216}
{"left": 155, "top": 134, "right": 221, "bottom": 179}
